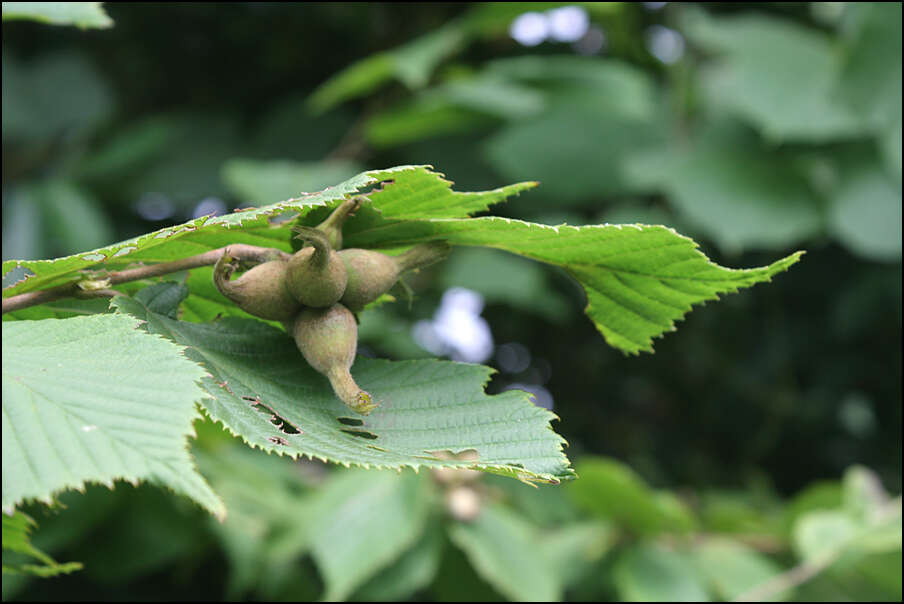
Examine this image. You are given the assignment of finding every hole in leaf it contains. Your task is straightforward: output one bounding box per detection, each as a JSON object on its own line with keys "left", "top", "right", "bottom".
{"left": 336, "top": 417, "right": 364, "bottom": 426}
{"left": 249, "top": 399, "right": 302, "bottom": 435}
{"left": 340, "top": 429, "right": 378, "bottom": 440}
{"left": 268, "top": 436, "right": 289, "bottom": 446}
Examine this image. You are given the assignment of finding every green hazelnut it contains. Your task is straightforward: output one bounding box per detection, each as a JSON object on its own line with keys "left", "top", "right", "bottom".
{"left": 213, "top": 254, "right": 300, "bottom": 321}
{"left": 285, "top": 226, "right": 348, "bottom": 308}
{"left": 338, "top": 241, "right": 451, "bottom": 311}
{"left": 292, "top": 303, "right": 377, "bottom": 415}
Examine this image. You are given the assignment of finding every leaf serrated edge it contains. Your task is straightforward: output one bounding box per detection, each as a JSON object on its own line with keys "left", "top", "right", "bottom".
{"left": 195, "top": 380, "right": 574, "bottom": 485}
{"left": 581, "top": 247, "right": 806, "bottom": 355}
{"left": 2, "top": 165, "right": 460, "bottom": 297}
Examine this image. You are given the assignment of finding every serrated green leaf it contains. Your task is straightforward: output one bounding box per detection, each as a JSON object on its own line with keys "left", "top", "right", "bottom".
{"left": 4, "top": 165, "right": 800, "bottom": 355}
{"left": 307, "top": 469, "right": 432, "bottom": 601}
{"left": 1, "top": 313, "right": 224, "bottom": 519}
{"left": 364, "top": 165, "right": 536, "bottom": 220}
{"left": 343, "top": 215, "right": 802, "bottom": 355}
{"left": 114, "top": 282, "right": 573, "bottom": 484}
{"left": 1, "top": 2, "right": 112, "bottom": 28}
{"left": 1, "top": 166, "right": 525, "bottom": 299}
{"left": 1, "top": 511, "right": 82, "bottom": 577}
{"left": 448, "top": 503, "right": 561, "bottom": 602}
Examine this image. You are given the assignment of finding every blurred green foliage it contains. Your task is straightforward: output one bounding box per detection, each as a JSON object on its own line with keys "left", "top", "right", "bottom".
{"left": 2, "top": 2, "right": 900, "bottom": 601}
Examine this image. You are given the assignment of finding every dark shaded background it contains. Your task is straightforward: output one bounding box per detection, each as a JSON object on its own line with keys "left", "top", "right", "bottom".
{"left": 3, "top": 2, "right": 901, "bottom": 601}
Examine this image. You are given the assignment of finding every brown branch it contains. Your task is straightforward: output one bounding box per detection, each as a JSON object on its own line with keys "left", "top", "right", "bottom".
{"left": 2, "top": 244, "right": 290, "bottom": 315}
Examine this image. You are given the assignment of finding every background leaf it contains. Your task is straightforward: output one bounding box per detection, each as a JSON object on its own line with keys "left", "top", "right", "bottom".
{"left": 448, "top": 503, "right": 561, "bottom": 602}
{"left": 1, "top": 511, "right": 82, "bottom": 577}
{"left": 693, "top": 539, "right": 787, "bottom": 601}
{"left": 306, "top": 469, "right": 432, "bottom": 601}
{"left": 682, "top": 9, "right": 864, "bottom": 142}
{"left": 613, "top": 542, "right": 711, "bottom": 602}
{"left": 567, "top": 457, "right": 694, "bottom": 535}
{"left": 221, "top": 158, "right": 364, "bottom": 206}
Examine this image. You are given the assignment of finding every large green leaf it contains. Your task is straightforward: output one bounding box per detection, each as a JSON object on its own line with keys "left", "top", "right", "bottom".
{"left": 1, "top": 165, "right": 526, "bottom": 299}
{"left": 114, "top": 283, "right": 572, "bottom": 484}
{"left": 342, "top": 214, "right": 802, "bottom": 355}
{"left": 1, "top": 2, "right": 112, "bottom": 28}
{"left": 4, "top": 165, "right": 801, "bottom": 355}
{"left": 1, "top": 313, "right": 224, "bottom": 518}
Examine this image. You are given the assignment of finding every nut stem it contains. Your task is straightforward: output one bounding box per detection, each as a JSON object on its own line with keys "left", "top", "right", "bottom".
{"left": 327, "top": 367, "right": 377, "bottom": 415}
{"left": 292, "top": 226, "right": 333, "bottom": 269}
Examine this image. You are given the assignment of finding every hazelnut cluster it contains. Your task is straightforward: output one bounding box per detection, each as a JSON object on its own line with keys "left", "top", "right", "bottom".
{"left": 214, "top": 198, "right": 450, "bottom": 414}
